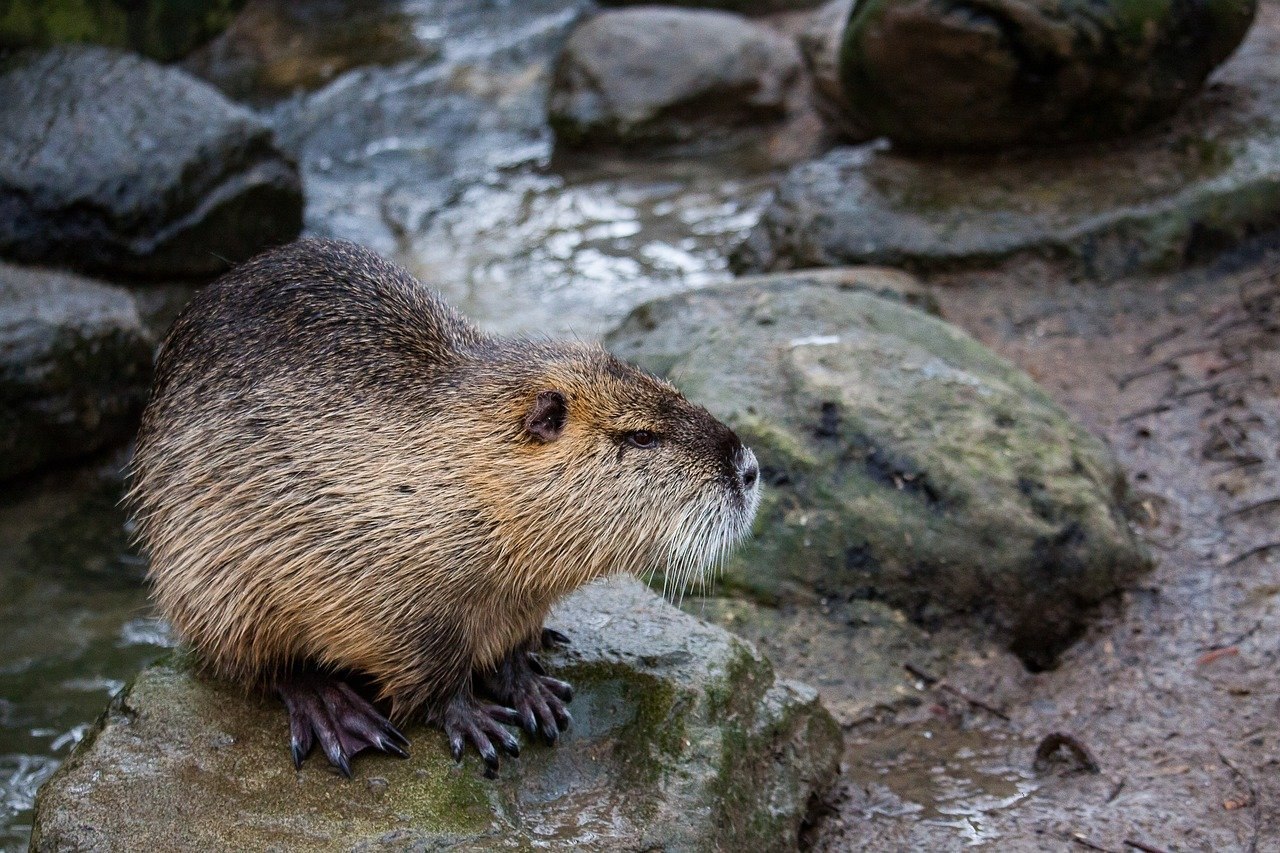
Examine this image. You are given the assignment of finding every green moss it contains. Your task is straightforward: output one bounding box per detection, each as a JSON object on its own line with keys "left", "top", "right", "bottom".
{"left": 0, "top": 0, "right": 247, "bottom": 60}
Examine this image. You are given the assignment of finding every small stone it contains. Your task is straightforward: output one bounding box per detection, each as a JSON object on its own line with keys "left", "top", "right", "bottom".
{"left": 839, "top": 0, "right": 1256, "bottom": 148}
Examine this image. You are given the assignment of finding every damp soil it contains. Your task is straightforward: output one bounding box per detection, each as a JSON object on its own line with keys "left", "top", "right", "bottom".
{"left": 793, "top": 247, "right": 1280, "bottom": 851}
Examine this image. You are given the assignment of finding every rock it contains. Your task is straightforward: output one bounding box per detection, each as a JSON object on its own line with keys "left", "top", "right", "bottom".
{"left": 182, "top": 0, "right": 435, "bottom": 101}
{"left": 30, "top": 578, "right": 841, "bottom": 851}
{"left": 797, "top": 0, "right": 869, "bottom": 141}
{"left": 549, "top": 8, "right": 807, "bottom": 149}
{"left": 735, "top": 5, "right": 1280, "bottom": 279}
{"left": 597, "top": 0, "right": 827, "bottom": 14}
{"left": 606, "top": 273, "right": 1150, "bottom": 666}
{"left": 839, "top": 0, "right": 1256, "bottom": 149}
{"left": 0, "top": 263, "right": 153, "bottom": 481}
{"left": 0, "top": 46, "right": 303, "bottom": 280}
{"left": 0, "top": 0, "right": 246, "bottom": 61}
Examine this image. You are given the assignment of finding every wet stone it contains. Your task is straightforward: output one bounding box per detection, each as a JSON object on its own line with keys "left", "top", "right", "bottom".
{"left": 0, "top": 263, "right": 153, "bottom": 481}
{"left": 607, "top": 272, "right": 1151, "bottom": 666}
{"left": 735, "top": 5, "right": 1280, "bottom": 278}
{"left": 31, "top": 578, "right": 841, "bottom": 852}
{"left": 839, "top": 0, "right": 1255, "bottom": 149}
{"left": 549, "top": 7, "right": 808, "bottom": 151}
{"left": 0, "top": 46, "right": 302, "bottom": 280}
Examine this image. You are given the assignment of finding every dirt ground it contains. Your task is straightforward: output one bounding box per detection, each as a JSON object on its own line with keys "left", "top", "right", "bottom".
{"left": 778, "top": 245, "right": 1280, "bottom": 851}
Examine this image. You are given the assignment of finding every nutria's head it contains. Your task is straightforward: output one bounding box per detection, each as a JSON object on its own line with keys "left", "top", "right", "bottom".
{"left": 466, "top": 341, "right": 760, "bottom": 596}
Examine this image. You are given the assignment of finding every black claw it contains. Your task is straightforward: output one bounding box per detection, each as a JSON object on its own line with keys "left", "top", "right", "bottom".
{"left": 527, "top": 654, "right": 547, "bottom": 676}
{"left": 291, "top": 739, "right": 307, "bottom": 769}
{"left": 379, "top": 737, "right": 410, "bottom": 760}
{"left": 521, "top": 708, "right": 538, "bottom": 736}
{"left": 497, "top": 728, "right": 521, "bottom": 757}
{"left": 542, "top": 627, "right": 570, "bottom": 648}
{"left": 450, "top": 733, "right": 465, "bottom": 763}
{"left": 480, "top": 742, "right": 499, "bottom": 771}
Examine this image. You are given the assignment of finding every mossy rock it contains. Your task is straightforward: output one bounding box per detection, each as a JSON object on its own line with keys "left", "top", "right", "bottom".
{"left": 838, "top": 0, "right": 1255, "bottom": 149}
{"left": 30, "top": 578, "right": 841, "bottom": 851}
{"left": 736, "top": 6, "right": 1280, "bottom": 278}
{"left": 0, "top": 0, "right": 247, "bottom": 62}
{"left": 607, "top": 271, "right": 1151, "bottom": 667}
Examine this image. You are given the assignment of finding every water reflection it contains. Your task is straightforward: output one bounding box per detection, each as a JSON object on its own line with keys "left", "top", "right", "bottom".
{"left": 0, "top": 460, "right": 172, "bottom": 851}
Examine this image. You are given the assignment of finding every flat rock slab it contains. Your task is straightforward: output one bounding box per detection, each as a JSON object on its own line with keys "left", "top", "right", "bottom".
{"left": 607, "top": 271, "right": 1150, "bottom": 667}
{"left": 735, "top": 5, "right": 1280, "bottom": 278}
{"left": 0, "top": 46, "right": 302, "bottom": 280}
{"left": 0, "top": 263, "right": 153, "bottom": 481}
{"left": 31, "top": 578, "right": 841, "bottom": 852}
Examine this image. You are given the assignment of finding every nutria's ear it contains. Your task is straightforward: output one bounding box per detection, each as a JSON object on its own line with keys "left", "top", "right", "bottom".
{"left": 525, "top": 390, "right": 567, "bottom": 442}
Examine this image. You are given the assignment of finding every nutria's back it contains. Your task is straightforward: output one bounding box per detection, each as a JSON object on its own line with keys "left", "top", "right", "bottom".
{"left": 131, "top": 238, "right": 760, "bottom": 721}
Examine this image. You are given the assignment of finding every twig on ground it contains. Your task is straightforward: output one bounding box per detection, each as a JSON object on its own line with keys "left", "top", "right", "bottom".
{"left": 1222, "top": 542, "right": 1280, "bottom": 567}
{"left": 1216, "top": 747, "right": 1260, "bottom": 853}
{"left": 1220, "top": 495, "right": 1280, "bottom": 521}
{"left": 1197, "top": 646, "right": 1240, "bottom": 666}
{"left": 902, "top": 663, "right": 1011, "bottom": 722}
{"left": 1072, "top": 833, "right": 1117, "bottom": 852}
{"left": 1123, "top": 839, "right": 1172, "bottom": 853}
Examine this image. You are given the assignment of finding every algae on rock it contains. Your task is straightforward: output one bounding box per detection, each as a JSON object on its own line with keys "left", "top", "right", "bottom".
{"left": 607, "top": 272, "right": 1150, "bottom": 667}
{"left": 31, "top": 578, "right": 841, "bottom": 852}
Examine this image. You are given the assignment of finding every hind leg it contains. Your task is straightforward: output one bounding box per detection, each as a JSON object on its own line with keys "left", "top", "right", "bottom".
{"left": 476, "top": 631, "right": 574, "bottom": 746}
{"left": 276, "top": 671, "right": 409, "bottom": 777}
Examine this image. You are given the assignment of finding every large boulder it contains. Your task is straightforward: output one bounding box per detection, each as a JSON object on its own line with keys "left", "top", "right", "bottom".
{"left": 839, "top": 0, "right": 1256, "bottom": 149}
{"left": 0, "top": 46, "right": 302, "bottom": 280}
{"left": 607, "top": 271, "right": 1150, "bottom": 667}
{"left": 0, "top": 0, "right": 246, "bottom": 61}
{"left": 0, "top": 263, "right": 153, "bottom": 481}
{"left": 549, "top": 7, "right": 806, "bottom": 149}
{"left": 31, "top": 578, "right": 841, "bottom": 851}
{"left": 735, "top": 4, "right": 1280, "bottom": 278}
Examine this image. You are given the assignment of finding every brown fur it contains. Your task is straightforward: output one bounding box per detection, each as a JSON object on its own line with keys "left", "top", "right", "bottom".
{"left": 129, "top": 238, "right": 757, "bottom": 722}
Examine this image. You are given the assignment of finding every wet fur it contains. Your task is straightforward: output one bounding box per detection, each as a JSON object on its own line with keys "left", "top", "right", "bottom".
{"left": 130, "top": 238, "right": 757, "bottom": 724}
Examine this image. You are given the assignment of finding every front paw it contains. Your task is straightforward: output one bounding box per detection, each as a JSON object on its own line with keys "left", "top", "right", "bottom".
{"left": 443, "top": 694, "right": 522, "bottom": 778}
{"left": 512, "top": 658, "right": 573, "bottom": 744}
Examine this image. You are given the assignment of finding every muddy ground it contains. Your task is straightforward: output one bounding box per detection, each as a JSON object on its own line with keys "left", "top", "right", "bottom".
{"left": 752, "top": 246, "right": 1280, "bottom": 851}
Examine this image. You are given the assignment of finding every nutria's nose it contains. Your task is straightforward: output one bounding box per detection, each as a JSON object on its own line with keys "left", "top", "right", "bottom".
{"left": 736, "top": 447, "right": 759, "bottom": 491}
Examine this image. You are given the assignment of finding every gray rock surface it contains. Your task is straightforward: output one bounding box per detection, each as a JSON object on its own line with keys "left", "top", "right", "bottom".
{"left": 0, "top": 0, "right": 246, "bottom": 61}
{"left": 735, "top": 5, "right": 1280, "bottom": 278}
{"left": 0, "top": 46, "right": 302, "bottom": 280}
{"left": 607, "top": 272, "right": 1150, "bottom": 666}
{"left": 0, "top": 263, "right": 153, "bottom": 481}
{"left": 840, "top": 0, "right": 1255, "bottom": 149}
{"left": 549, "top": 7, "right": 806, "bottom": 149}
{"left": 31, "top": 578, "right": 841, "bottom": 852}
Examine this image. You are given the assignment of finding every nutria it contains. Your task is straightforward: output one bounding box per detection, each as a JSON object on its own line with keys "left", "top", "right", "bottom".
{"left": 129, "top": 238, "right": 760, "bottom": 776}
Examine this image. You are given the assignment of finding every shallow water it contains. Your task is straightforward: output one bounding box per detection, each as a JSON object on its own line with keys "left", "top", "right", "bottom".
{"left": 0, "top": 460, "right": 173, "bottom": 850}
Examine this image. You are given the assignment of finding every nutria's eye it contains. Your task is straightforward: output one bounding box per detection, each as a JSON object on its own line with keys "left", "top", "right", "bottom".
{"left": 625, "top": 430, "right": 660, "bottom": 449}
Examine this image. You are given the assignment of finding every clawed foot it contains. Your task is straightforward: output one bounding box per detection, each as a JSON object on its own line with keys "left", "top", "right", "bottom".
{"left": 511, "top": 654, "right": 574, "bottom": 745}
{"left": 541, "top": 626, "right": 570, "bottom": 648}
{"left": 277, "top": 674, "right": 409, "bottom": 777}
{"left": 443, "top": 694, "right": 522, "bottom": 778}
